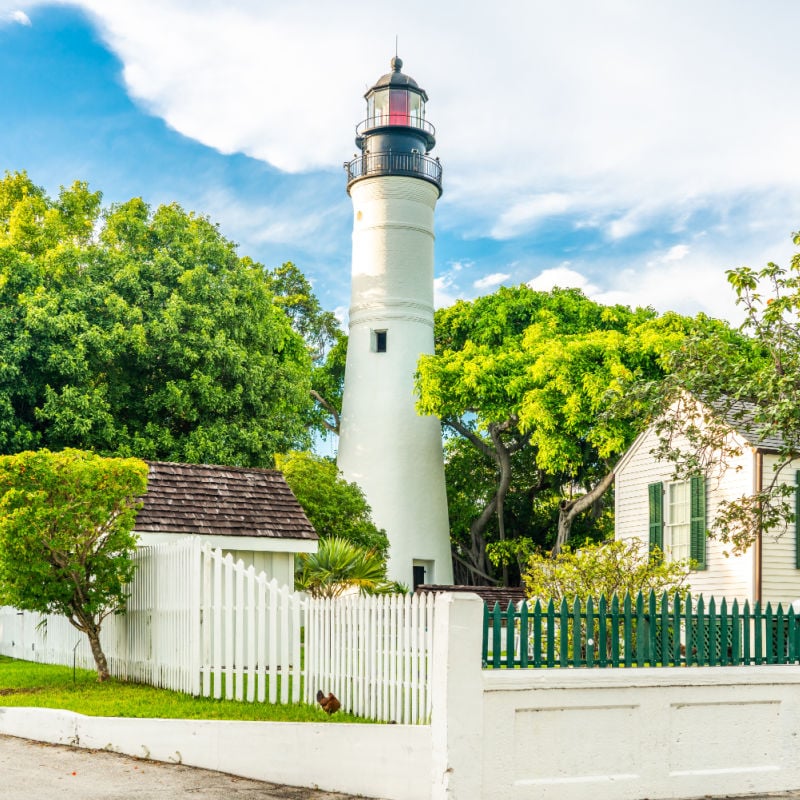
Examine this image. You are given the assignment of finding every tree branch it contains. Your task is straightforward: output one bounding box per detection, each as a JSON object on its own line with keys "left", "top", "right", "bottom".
{"left": 310, "top": 389, "right": 340, "bottom": 434}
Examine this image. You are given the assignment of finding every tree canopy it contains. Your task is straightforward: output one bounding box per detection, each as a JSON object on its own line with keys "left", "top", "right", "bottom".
{"left": 0, "top": 449, "right": 148, "bottom": 680}
{"left": 416, "top": 286, "right": 714, "bottom": 584}
{"left": 0, "top": 171, "right": 313, "bottom": 466}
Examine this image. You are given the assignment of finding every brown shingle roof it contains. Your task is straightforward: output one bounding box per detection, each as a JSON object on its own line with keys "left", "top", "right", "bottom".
{"left": 416, "top": 584, "right": 526, "bottom": 608}
{"left": 134, "top": 461, "right": 318, "bottom": 541}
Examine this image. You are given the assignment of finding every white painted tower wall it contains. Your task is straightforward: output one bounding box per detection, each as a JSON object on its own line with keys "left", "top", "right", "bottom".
{"left": 337, "top": 175, "right": 453, "bottom": 588}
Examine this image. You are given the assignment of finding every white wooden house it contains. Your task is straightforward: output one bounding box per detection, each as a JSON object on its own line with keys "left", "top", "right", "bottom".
{"left": 615, "top": 402, "right": 800, "bottom": 606}
{"left": 134, "top": 461, "right": 318, "bottom": 587}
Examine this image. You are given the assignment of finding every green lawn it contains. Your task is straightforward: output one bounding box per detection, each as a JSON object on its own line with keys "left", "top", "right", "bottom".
{"left": 0, "top": 656, "right": 367, "bottom": 723}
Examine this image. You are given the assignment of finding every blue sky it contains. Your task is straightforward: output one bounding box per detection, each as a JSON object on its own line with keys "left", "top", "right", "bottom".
{"left": 2, "top": 1, "right": 800, "bottom": 324}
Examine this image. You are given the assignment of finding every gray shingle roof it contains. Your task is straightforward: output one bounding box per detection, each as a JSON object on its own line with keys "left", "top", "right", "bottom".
{"left": 134, "top": 461, "right": 318, "bottom": 541}
{"left": 718, "top": 399, "right": 785, "bottom": 451}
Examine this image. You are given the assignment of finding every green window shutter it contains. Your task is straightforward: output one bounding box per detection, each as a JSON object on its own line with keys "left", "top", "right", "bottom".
{"left": 648, "top": 482, "right": 664, "bottom": 554}
{"left": 690, "top": 475, "right": 707, "bottom": 569}
{"left": 795, "top": 471, "right": 800, "bottom": 569}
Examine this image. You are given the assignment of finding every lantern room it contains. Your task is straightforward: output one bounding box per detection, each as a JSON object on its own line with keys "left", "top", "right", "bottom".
{"left": 355, "top": 57, "right": 436, "bottom": 152}
{"left": 346, "top": 57, "right": 442, "bottom": 195}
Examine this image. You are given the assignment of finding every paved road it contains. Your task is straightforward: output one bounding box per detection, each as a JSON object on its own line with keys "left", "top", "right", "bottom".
{"left": 0, "top": 734, "right": 373, "bottom": 800}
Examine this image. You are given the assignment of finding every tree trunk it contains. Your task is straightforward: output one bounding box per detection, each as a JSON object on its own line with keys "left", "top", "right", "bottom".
{"left": 552, "top": 467, "right": 617, "bottom": 556}
{"left": 489, "top": 422, "right": 514, "bottom": 586}
{"left": 85, "top": 624, "right": 111, "bottom": 682}
{"left": 69, "top": 608, "right": 110, "bottom": 682}
{"left": 445, "top": 416, "right": 529, "bottom": 586}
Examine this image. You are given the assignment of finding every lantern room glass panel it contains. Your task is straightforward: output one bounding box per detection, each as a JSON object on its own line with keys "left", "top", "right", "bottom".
{"left": 368, "top": 89, "right": 390, "bottom": 126}
{"left": 389, "top": 88, "right": 409, "bottom": 125}
{"left": 408, "top": 92, "right": 423, "bottom": 127}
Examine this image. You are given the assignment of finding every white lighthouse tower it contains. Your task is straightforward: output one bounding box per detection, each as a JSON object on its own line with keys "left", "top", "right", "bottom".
{"left": 337, "top": 57, "right": 453, "bottom": 589}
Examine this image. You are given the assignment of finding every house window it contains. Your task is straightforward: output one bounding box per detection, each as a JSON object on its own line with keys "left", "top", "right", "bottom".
{"left": 372, "top": 329, "right": 387, "bottom": 353}
{"left": 666, "top": 481, "right": 691, "bottom": 562}
{"left": 648, "top": 476, "right": 706, "bottom": 569}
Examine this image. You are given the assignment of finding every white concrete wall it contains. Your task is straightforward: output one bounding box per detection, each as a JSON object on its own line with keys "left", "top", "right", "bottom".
{"left": 0, "top": 707, "right": 432, "bottom": 800}
{"left": 480, "top": 667, "right": 800, "bottom": 800}
{"left": 615, "top": 425, "right": 755, "bottom": 601}
{"left": 338, "top": 175, "right": 452, "bottom": 588}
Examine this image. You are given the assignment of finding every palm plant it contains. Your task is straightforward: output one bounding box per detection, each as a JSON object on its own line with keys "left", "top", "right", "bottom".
{"left": 295, "top": 537, "right": 402, "bottom": 598}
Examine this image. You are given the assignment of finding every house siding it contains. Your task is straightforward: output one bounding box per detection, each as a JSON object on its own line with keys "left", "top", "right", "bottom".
{"left": 615, "top": 425, "right": 754, "bottom": 602}
{"left": 759, "top": 455, "right": 800, "bottom": 606}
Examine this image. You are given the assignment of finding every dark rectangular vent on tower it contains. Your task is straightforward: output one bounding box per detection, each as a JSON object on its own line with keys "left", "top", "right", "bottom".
{"left": 374, "top": 330, "right": 387, "bottom": 353}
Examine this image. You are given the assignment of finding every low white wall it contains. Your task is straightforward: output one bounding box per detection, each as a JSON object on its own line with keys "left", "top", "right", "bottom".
{"left": 479, "top": 666, "right": 800, "bottom": 800}
{"left": 0, "top": 707, "right": 431, "bottom": 800}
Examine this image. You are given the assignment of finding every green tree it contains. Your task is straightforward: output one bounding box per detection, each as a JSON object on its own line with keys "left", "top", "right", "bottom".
{"left": 648, "top": 231, "right": 800, "bottom": 554}
{"left": 295, "top": 537, "right": 397, "bottom": 598}
{"left": 276, "top": 451, "right": 389, "bottom": 557}
{"left": 0, "top": 171, "right": 313, "bottom": 466}
{"left": 416, "top": 286, "right": 698, "bottom": 583}
{"left": 522, "top": 539, "right": 691, "bottom": 603}
{"left": 0, "top": 449, "right": 148, "bottom": 681}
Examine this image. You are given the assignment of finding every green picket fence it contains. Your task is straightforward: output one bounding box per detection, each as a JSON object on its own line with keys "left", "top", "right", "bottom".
{"left": 482, "top": 591, "right": 800, "bottom": 668}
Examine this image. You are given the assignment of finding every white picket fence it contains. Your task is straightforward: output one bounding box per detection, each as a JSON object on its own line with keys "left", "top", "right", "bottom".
{"left": 0, "top": 537, "right": 435, "bottom": 722}
{"left": 305, "top": 592, "right": 435, "bottom": 724}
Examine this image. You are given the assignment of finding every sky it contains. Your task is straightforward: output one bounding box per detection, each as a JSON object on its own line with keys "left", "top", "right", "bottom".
{"left": 1, "top": 1, "right": 800, "bottom": 325}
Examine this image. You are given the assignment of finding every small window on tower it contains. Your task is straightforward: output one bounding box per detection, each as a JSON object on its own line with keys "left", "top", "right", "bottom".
{"left": 373, "top": 330, "right": 387, "bottom": 353}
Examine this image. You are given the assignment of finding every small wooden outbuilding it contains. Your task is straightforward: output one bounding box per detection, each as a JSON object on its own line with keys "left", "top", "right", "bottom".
{"left": 134, "top": 461, "right": 318, "bottom": 587}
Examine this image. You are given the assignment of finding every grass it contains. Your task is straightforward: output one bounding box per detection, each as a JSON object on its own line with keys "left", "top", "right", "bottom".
{"left": 0, "top": 656, "right": 369, "bottom": 723}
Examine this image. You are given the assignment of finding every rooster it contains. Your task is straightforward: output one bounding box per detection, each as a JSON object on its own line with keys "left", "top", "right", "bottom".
{"left": 316, "top": 689, "right": 341, "bottom": 714}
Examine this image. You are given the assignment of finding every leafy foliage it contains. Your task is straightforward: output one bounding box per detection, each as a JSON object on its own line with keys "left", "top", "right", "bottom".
{"left": 266, "top": 262, "right": 346, "bottom": 436}
{"left": 416, "top": 285, "right": 700, "bottom": 583}
{"left": 0, "top": 449, "right": 148, "bottom": 680}
{"left": 295, "top": 537, "right": 399, "bottom": 598}
{"left": 522, "top": 539, "right": 691, "bottom": 604}
{"left": 647, "top": 231, "right": 800, "bottom": 554}
{"left": 276, "top": 451, "right": 389, "bottom": 557}
{"left": 0, "top": 171, "right": 313, "bottom": 466}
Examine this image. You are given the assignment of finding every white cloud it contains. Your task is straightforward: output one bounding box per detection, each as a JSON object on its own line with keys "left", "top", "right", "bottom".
{"left": 473, "top": 272, "right": 510, "bottom": 291}
{"left": 9, "top": 9, "right": 30, "bottom": 24}
{"left": 490, "top": 193, "right": 573, "bottom": 239}
{"left": 662, "top": 244, "right": 690, "bottom": 263}
{"left": 528, "top": 266, "right": 600, "bottom": 296}
{"left": 434, "top": 274, "right": 462, "bottom": 309}
{"left": 196, "top": 186, "right": 340, "bottom": 254}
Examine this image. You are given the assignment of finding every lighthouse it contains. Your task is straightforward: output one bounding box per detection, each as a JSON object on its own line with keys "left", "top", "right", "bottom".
{"left": 337, "top": 57, "right": 453, "bottom": 589}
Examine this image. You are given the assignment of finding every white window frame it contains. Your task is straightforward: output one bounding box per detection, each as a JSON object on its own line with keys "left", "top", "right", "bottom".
{"left": 666, "top": 480, "right": 691, "bottom": 562}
